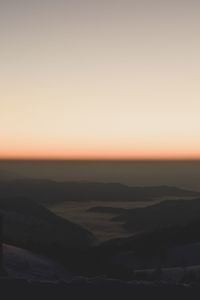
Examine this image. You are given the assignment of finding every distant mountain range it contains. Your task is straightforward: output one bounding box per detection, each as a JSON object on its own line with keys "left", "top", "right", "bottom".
{"left": 0, "top": 169, "right": 19, "bottom": 181}
{"left": 0, "top": 179, "right": 199, "bottom": 204}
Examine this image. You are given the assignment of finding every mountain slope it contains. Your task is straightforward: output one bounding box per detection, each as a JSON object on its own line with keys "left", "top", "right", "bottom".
{"left": 0, "top": 197, "right": 94, "bottom": 253}
{"left": 112, "top": 198, "right": 200, "bottom": 233}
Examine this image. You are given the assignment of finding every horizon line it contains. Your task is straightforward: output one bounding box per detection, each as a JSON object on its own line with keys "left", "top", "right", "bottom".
{"left": 1, "top": 158, "right": 200, "bottom": 162}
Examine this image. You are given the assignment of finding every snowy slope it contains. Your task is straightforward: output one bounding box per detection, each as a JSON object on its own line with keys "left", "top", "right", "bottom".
{"left": 2, "top": 244, "right": 72, "bottom": 282}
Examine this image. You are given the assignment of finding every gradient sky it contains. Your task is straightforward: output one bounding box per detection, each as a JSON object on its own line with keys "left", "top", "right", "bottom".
{"left": 1, "top": 0, "right": 200, "bottom": 159}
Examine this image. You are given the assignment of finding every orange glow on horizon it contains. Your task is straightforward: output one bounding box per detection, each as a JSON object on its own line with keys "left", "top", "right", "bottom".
{"left": 0, "top": 147, "right": 200, "bottom": 161}
{"left": 1, "top": 1, "right": 200, "bottom": 159}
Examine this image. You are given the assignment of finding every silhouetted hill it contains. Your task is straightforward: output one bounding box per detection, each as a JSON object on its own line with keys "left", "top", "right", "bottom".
{"left": 111, "top": 198, "right": 200, "bottom": 233}
{"left": 0, "top": 179, "right": 199, "bottom": 204}
{"left": 102, "top": 219, "right": 200, "bottom": 252}
{"left": 0, "top": 197, "right": 94, "bottom": 254}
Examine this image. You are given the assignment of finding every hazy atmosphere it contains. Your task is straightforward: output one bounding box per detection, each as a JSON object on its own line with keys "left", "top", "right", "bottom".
{"left": 1, "top": 160, "right": 200, "bottom": 191}
{"left": 1, "top": 1, "right": 200, "bottom": 297}
{"left": 1, "top": 0, "right": 200, "bottom": 159}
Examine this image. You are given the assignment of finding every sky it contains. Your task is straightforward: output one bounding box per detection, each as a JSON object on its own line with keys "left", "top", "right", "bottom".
{"left": 0, "top": 0, "right": 200, "bottom": 160}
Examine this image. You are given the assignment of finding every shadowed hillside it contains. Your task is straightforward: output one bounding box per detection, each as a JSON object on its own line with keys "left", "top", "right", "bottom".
{"left": 0, "top": 197, "right": 94, "bottom": 255}
{"left": 111, "top": 198, "right": 200, "bottom": 233}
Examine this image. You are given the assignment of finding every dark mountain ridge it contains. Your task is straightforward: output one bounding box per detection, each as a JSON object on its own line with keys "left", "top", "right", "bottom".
{"left": 0, "top": 179, "right": 199, "bottom": 204}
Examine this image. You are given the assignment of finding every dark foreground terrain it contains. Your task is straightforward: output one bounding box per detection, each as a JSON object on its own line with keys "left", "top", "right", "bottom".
{"left": 1, "top": 179, "right": 200, "bottom": 298}
{"left": 1, "top": 278, "right": 200, "bottom": 300}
